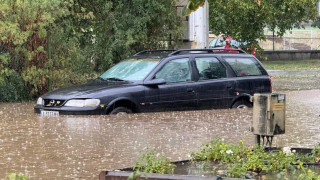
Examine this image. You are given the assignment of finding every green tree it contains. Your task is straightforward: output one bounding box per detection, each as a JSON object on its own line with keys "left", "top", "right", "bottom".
{"left": 0, "top": 0, "right": 183, "bottom": 100}
{"left": 183, "top": 0, "right": 317, "bottom": 52}
{"left": 207, "top": 0, "right": 266, "bottom": 52}
{"left": 73, "top": 0, "right": 183, "bottom": 72}
{"left": 266, "top": 0, "right": 318, "bottom": 36}
{"left": 0, "top": 0, "right": 75, "bottom": 99}
{"left": 182, "top": 0, "right": 206, "bottom": 16}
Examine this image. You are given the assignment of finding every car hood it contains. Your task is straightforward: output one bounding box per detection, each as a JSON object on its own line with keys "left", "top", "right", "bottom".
{"left": 42, "top": 79, "right": 135, "bottom": 99}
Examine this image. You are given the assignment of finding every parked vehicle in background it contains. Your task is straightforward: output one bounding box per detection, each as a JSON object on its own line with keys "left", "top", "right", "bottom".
{"left": 34, "top": 49, "right": 271, "bottom": 115}
{"left": 209, "top": 37, "right": 256, "bottom": 56}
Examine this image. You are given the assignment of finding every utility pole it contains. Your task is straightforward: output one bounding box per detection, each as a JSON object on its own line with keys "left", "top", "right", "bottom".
{"left": 47, "top": 29, "right": 52, "bottom": 92}
{"left": 188, "top": 0, "right": 209, "bottom": 49}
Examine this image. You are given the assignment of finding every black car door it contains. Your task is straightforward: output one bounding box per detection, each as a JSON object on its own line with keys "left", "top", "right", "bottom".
{"left": 143, "top": 58, "right": 197, "bottom": 111}
{"left": 192, "top": 56, "right": 235, "bottom": 109}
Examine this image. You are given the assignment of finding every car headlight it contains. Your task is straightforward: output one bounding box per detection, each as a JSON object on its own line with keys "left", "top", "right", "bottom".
{"left": 64, "top": 99, "right": 100, "bottom": 107}
{"left": 36, "top": 97, "right": 43, "bottom": 105}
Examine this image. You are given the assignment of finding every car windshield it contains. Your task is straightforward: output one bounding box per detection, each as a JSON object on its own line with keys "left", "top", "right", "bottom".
{"left": 99, "top": 58, "right": 160, "bottom": 81}
{"left": 210, "top": 38, "right": 248, "bottom": 48}
{"left": 215, "top": 38, "right": 226, "bottom": 47}
{"left": 229, "top": 39, "right": 248, "bottom": 47}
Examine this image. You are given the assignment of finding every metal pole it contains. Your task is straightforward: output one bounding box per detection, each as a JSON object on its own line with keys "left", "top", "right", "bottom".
{"left": 256, "top": 135, "right": 261, "bottom": 146}
{"left": 48, "top": 29, "right": 52, "bottom": 92}
{"left": 311, "top": 30, "right": 313, "bottom": 50}
{"left": 272, "top": 30, "right": 275, "bottom": 51}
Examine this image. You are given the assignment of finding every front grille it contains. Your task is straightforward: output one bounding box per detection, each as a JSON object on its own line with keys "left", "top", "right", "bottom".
{"left": 44, "top": 99, "right": 65, "bottom": 107}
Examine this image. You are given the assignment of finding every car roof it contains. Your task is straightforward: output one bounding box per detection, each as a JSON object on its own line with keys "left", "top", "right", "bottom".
{"left": 132, "top": 49, "right": 250, "bottom": 59}
{"left": 133, "top": 50, "right": 175, "bottom": 59}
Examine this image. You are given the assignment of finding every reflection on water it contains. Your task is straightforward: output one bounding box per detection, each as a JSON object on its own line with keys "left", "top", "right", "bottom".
{"left": 0, "top": 89, "right": 319, "bottom": 179}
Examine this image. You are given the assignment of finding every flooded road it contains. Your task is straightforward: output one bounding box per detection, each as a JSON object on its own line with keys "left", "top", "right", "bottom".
{"left": 269, "top": 70, "right": 320, "bottom": 91}
{"left": 0, "top": 105, "right": 256, "bottom": 179}
{"left": 0, "top": 71, "right": 320, "bottom": 179}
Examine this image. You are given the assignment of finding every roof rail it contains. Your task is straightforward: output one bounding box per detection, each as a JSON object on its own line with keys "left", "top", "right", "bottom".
{"left": 133, "top": 49, "right": 176, "bottom": 56}
{"left": 168, "top": 48, "right": 247, "bottom": 56}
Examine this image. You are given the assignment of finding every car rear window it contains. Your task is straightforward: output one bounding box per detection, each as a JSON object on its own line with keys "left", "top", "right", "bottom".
{"left": 155, "top": 58, "right": 191, "bottom": 83}
{"left": 223, "top": 57, "right": 264, "bottom": 76}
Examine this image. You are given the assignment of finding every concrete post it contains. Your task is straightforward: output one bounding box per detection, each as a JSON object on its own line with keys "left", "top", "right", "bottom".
{"left": 188, "top": 0, "right": 209, "bottom": 49}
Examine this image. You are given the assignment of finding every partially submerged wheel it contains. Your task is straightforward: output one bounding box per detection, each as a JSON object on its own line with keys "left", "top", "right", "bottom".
{"left": 232, "top": 100, "right": 253, "bottom": 109}
{"left": 109, "top": 107, "right": 133, "bottom": 115}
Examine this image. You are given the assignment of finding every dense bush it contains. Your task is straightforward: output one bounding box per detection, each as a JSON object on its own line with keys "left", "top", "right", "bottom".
{"left": 0, "top": 0, "right": 183, "bottom": 101}
{"left": 0, "top": 71, "right": 28, "bottom": 102}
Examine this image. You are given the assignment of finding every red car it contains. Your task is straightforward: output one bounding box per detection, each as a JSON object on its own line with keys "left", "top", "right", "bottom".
{"left": 209, "top": 37, "right": 256, "bottom": 56}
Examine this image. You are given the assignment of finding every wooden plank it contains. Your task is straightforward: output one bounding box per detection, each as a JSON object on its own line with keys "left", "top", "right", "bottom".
{"left": 100, "top": 171, "right": 252, "bottom": 180}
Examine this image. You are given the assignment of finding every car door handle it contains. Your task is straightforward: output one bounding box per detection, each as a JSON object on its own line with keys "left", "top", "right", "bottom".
{"left": 187, "top": 88, "right": 195, "bottom": 93}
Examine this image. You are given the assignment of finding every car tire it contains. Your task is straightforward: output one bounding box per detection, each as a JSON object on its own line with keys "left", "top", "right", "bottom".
{"left": 109, "top": 107, "right": 132, "bottom": 115}
{"left": 232, "top": 100, "right": 252, "bottom": 109}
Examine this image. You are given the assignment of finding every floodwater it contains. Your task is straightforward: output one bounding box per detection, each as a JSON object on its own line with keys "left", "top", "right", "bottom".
{"left": 0, "top": 71, "right": 319, "bottom": 179}
{"left": 0, "top": 105, "right": 256, "bottom": 179}
{"left": 269, "top": 70, "right": 320, "bottom": 91}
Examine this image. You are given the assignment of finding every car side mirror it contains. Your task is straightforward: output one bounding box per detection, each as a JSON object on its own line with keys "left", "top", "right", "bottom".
{"left": 143, "top": 78, "right": 166, "bottom": 86}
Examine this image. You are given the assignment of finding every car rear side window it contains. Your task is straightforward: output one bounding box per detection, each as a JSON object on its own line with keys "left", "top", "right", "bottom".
{"left": 155, "top": 58, "right": 191, "bottom": 83}
{"left": 195, "top": 57, "right": 226, "bottom": 80}
{"left": 224, "top": 57, "right": 263, "bottom": 76}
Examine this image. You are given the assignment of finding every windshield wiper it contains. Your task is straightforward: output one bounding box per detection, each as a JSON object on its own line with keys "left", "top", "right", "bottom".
{"left": 97, "top": 77, "right": 107, "bottom": 81}
{"left": 105, "top": 77, "right": 125, "bottom": 81}
{"left": 97, "top": 77, "right": 129, "bottom": 82}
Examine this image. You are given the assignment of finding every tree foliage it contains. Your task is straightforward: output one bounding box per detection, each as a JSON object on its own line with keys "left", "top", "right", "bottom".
{"left": 0, "top": 0, "right": 75, "bottom": 100}
{"left": 73, "top": 0, "right": 183, "bottom": 71}
{"left": 264, "top": 0, "right": 318, "bottom": 36}
{"left": 0, "top": 0, "right": 183, "bottom": 101}
{"left": 182, "top": 0, "right": 206, "bottom": 16}
{"left": 184, "top": 0, "right": 317, "bottom": 52}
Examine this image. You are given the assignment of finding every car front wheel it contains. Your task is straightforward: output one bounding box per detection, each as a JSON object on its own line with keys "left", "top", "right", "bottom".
{"left": 109, "top": 107, "right": 133, "bottom": 115}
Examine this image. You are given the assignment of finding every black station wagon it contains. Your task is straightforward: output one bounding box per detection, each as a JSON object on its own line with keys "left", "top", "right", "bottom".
{"left": 34, "top": 49, "right": 272, "bottom": 115}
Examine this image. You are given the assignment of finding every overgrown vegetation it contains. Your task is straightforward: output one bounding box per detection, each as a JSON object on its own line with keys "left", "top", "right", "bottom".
{"left": 190, "top": 138, "right": 320, "bottom": 179}
{"left": 128, "top": 148, "right": 176, "bottom": 180}
{"left": 0, "top": 0, "right": 183, "bottom": 101}
{"left": 5, "top": 173, "right": 29, "bottom": 180}
{"left": 130, "top": 139, "right": 320, "bottom": 179}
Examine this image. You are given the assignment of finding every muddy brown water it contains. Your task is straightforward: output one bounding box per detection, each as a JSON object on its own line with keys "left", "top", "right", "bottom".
{"left": 0, "top": 76, "right": 320, "bottom": 179}
{"left": 269, "top": 70, "right": 320, "bottom": 91}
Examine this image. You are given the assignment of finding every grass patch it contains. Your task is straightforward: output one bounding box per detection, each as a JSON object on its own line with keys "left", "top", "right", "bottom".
{"left": 261, "top": 60, "right": 320, "bottom": 70}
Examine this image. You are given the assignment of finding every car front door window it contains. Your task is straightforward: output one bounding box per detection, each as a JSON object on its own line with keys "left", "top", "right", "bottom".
{"left": 155, "top": 58, "right": 191, "bottom": 83}
{"left": 144, "top": 58, "right": 196, "bottom": 112}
